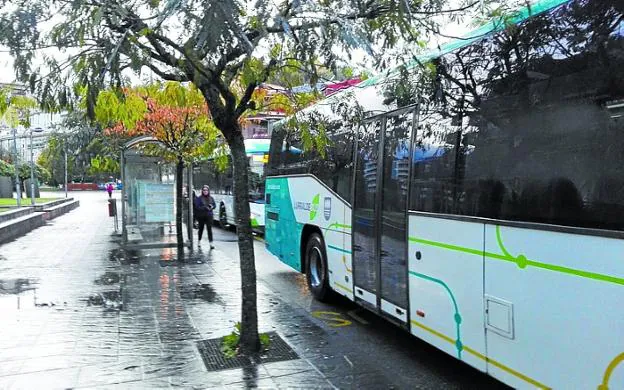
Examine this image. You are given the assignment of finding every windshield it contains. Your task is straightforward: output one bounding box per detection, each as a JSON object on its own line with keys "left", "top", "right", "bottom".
{"left": 248, "top": 154, "right": 266, "bottom": 203}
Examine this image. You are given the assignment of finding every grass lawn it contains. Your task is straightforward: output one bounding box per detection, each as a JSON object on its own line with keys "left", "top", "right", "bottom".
{"left": 0, "top": 198, "right": 60, "bottom": 207}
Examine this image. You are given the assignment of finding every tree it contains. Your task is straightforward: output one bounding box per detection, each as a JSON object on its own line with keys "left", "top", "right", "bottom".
{"left": 38, "top": 109, "right": 112, "bottom": 187}
{"left": 0, "top": 0, "right": 483, "bottom": 354}
{"left": 88, "top": 155, "right": 120, "bottom": 181}
{"left": 0, "top": 91, "right": 38, "bottom": 130}
{"left": 0, "top": 89, "right": 40, "bottom": 192}
{"left": 0, "top": 159, "right": 15, "bottom": 178}
{"left": 97, "top": 82, "right": 219, "bottom": 248}
{"left": 18, "top": 163, "right": 50, "bottom": 184}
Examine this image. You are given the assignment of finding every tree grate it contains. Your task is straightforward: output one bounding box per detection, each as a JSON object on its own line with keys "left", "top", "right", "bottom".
{"left": 197, "top": 331, "right": 299, "bottom": 372}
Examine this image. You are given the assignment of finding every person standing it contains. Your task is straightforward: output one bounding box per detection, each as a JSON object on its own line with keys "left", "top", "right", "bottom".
{"left": 194, "top": 185, "right": 216, "bottom": 249}
{"left": 106, "top": 182, "right": 114, "bottom": 198}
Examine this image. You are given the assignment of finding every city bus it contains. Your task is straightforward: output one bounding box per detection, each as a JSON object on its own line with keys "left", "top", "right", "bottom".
{"left": 264, "top": 0, "right": 624, "bottom": 388}
{"left": 193, "top": 138, "right": 271, "bottom": 232}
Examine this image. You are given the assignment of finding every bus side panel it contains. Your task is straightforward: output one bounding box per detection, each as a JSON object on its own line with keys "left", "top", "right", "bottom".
{"left": 286, "top": 177, "right": 353, "bottom": 300}
{"left": 484, "top": 225, "right": 624, "bottom": 389}
{"left": 408, "top": 215, "right": 487, "bottom": 373}
{"left": 265, "top": 177, "right": 302, "bottom": 271}
{"left": 249, "top": 202, "right": 265, "bottom": 229}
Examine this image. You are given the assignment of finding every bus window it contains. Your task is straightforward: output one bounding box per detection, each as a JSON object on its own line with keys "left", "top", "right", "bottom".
{"left": 268, "top": 123, "right": 354, "bottom": 202}
{"left": 409, "top": 4, "right": 624, "bottom": 232}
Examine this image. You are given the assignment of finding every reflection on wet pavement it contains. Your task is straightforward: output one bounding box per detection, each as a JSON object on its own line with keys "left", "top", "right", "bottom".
{"left": 86, "top": 290, "right": 123, "bottom": 310}
{"left": 94, "top": 271, "right": 121, "bottom": 285}
{"left": 179, "top": 283, "right": 223, "bottom": 304}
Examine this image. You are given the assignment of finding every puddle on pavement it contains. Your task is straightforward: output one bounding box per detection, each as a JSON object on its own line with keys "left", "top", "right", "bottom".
{"left": 109, "top": 248, "right": 141, "bottom": 264}
{"left": 0, "top": 278, "right": 61, "bottom": 311}
{"left": 179, "top": 283, "right": 222, "bottom": 304}
{"left": 95, "top": 271, "right": 121, "bottom": 285}
{"left": 87, "top": 290, "right": 123, "bottom": 310}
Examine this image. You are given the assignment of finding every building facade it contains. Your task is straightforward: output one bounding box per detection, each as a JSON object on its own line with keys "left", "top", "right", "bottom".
{"left": 0, "top": 83, "right": 64, "bottom": 164}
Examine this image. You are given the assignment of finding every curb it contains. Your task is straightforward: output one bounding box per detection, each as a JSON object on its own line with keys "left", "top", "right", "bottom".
{"left": 0, "top": 199, "right": 81, "bottom": 245}
{"left": 34, "top": 197, "right": 75, "bottom": 211}
{"left": 0, "top": 207, "right": 34, "bottom": 224}
{"left": 42, "top": 199, "right": 80, "bottom": 220}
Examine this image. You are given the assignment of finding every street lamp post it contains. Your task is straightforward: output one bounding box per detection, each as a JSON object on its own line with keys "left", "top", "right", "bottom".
{"left": 29, "top": 127, "right": 43, "bottom": 206}
{"left": 6, "top": 95, "right": 21, "bottom": 207}
{"left": 64, "top": 141, "right": 68, "bottom": 199}
{"left": 12, "top": 127, "right": 21, "bottom": 207}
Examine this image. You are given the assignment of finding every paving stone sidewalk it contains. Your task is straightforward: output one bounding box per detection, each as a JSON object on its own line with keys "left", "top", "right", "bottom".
{"left": 0, "top": 193, "right": 336, "bottom": 389}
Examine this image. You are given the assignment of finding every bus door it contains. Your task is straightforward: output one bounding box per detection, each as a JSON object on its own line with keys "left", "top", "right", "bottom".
{"left": 352, "top": 106, "right": 416, "bottom": 325}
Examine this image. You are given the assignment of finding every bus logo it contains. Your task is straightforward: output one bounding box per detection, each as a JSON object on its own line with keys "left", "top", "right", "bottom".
{"left": 310, "top": 194, "right": 320, "bottom": 220}
{"left": 324, "top": 197, "right": 331, "bottom": 221}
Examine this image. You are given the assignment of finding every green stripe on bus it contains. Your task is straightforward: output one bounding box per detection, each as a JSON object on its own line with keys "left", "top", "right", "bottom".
{"left": 324, "top": 222, "right": 352, "bottom": 233}
{"left": 408, "top": 227, "right": 624, "bottom": 286}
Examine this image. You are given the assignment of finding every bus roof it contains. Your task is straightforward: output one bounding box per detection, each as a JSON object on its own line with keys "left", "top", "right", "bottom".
{"left": 358, "top": 0, "right": 569, "bottom": 89}
{"left": 274, "top": 0, "right": 570, "bottom": 125}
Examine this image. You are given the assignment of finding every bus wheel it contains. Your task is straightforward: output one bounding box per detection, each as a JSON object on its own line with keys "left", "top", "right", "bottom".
{"left": 305, "top": 233, "right": 331, "bottom": 302}
{"left": 219, "top": 204, "right": 228, "bottom": 228}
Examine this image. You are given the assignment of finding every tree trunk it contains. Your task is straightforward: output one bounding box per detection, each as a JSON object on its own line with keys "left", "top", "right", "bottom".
{"left": 228, "top": 128, "right": 260, "bottom": 354}
{"left": 175, "top": 157, "right": 184, "bottom": 250}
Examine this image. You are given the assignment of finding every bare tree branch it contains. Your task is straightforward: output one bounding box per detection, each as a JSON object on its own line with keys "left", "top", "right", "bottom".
{"left": 143, "top": 62, "right": 189, "bottom": 82}
{"left": 235, "top": 58, "right": 277, "bottom": 117}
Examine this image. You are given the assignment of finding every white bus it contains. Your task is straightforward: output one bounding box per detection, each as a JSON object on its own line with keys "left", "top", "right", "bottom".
{"left": 264, "top": 0, "right": 624, "bottom": 388}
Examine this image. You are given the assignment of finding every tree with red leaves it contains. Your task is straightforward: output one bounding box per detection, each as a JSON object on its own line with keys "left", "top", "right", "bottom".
{"left": 98, "top": 82, "right": 220, "bottom": 248}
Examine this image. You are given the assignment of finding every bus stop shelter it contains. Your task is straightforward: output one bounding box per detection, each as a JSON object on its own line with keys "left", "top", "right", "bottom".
{"left": 120, "top": 136, "right": 194, "bottom": 248}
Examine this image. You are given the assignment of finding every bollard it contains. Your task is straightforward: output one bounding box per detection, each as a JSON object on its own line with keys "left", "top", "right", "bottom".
{"left": 108, "top": 199, "right": 117, "bottom": 217}
{"left": 108, "top": 199, "right": 119, "bottom": 233}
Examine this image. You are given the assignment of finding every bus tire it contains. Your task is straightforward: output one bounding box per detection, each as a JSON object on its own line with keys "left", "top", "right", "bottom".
{"left": 219, "top": 204, "right": 228, "bottom": 229}
{"left": 305, "top": 233, "right": 332, "bottom": 302}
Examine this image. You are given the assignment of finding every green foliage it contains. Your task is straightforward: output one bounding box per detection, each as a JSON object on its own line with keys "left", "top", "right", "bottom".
{"left": 0, "top": 159, "right": 15, "bottom": 177}
{"left": 95, "top": 90, "right": 148, "bottom": 130}
{"left": 472, "top": 1, "right": 526, "bottom": 29}
{"left": 259, "top": 333, "right": 270, "bottom": 349}
{"left": 0, "top": 93, "right": 39, "bottom": 130}
{"left": 221, "top": 332, "right": 240, "bottom": 359}
{"left": 240, "top": 58, "right": 267, "bottom": 88}
{"left": 38, "top": 135, "right": 71, "bottom": 186}
{"left": 38, "top": 109, "right": 115, "bottom": 186}
{"left": 0, "top": 89, "right": 9, "bottom": 117}
{"left": 88, "top": 155, "right": 120, "bottom": 176}
{"left": 220, "top": 322, "right": 271, "bottom": 359}
{"left": 17, "top": 163, "right": 51, "bottom": 183}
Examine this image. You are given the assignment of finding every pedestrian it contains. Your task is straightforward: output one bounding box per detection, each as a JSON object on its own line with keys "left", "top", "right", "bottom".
{"left": 106, "top": 182, "right": 113, "bottom": 198}
{"left": 194, "top": 185, "right": 216, "bottom": 249}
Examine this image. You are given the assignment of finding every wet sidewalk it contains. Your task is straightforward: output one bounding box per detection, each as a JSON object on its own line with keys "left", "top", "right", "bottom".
{"left": 0, "top": 192, "right": 335, "bottom": 389}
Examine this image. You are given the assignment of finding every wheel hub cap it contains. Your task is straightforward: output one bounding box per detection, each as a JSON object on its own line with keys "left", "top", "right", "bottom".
{"left": 309, "top": 247, "right": 323, "bottom": 288}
